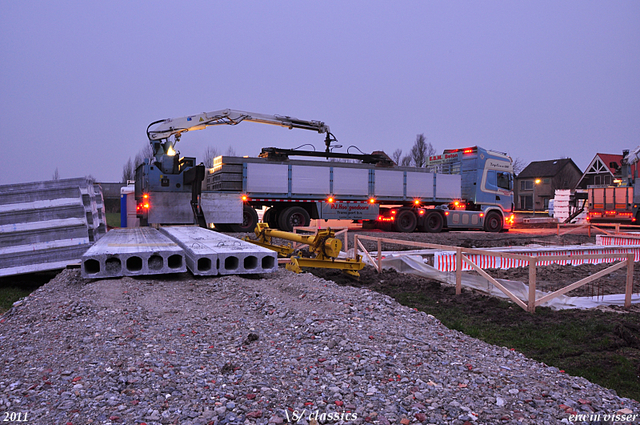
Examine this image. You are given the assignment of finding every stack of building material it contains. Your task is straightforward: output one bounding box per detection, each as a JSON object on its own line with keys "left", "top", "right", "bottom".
{"left": 552, "top": 189, "right": 587, "bottom": 224}
{"left": 0, "top": 177, "right": 106, "bottom": 277}
{"left": 159, "top": 226, "right": 278, "bottom": 276}
{"left": 81, "top": 227, "right": 186, "bottom": 278}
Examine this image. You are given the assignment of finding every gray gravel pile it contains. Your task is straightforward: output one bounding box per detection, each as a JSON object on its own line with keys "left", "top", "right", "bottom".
{"left": 0, "top": 268, "right": 638, "bottom": 425}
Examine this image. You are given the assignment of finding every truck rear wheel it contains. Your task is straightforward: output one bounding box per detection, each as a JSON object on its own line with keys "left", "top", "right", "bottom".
{"left": 227, "top": 205, "right": 259, "bottom": 233}
{"left": 394, "top": 209, "right": 417, "bottom": 233}
{"left": 263, "top": 207, "right": 279, "bottom": 228}
{"left": 484, "top": 211, "right": 503, "bottom": 232}
{"left": 421, "top": 211, "right": 443, "bottom": 233}
{"left": 278, "top": 206, "right": 310, "bottom": 232}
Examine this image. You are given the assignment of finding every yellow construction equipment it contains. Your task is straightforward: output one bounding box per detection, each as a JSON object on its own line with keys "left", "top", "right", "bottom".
{"left": 244, "top": 223, "right": 365, "bottom": 277}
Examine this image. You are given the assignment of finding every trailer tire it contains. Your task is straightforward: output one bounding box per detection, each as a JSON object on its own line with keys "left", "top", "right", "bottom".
{"left": 263, "top": 207, "right": 279, "bottom": 228}
{"left": 227, "top": 205, "right": 259, "bottom": 233}
{"left": 394, "top": 209, "right": 417, "bottom": 233}
{"left": 484, "top": 211, "right": 503, "bottom": 233}
{"left": 279, "top": 206, "right": 310, "bottom": 232}
{"left": 421, "top": 211, "right": 443, "bottom": 233}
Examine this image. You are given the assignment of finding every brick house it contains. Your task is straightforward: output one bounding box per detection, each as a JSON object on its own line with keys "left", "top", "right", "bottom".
{"left": 515, "top": 159, "right": 582, "bottom": 211}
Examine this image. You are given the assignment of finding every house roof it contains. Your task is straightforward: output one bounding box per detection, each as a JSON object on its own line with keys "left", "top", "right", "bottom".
{"left": 517, "top": 158, "right": 581, "bottom": 179}
{"left": 593, "top": 153, "right": 623, "bottom": 174}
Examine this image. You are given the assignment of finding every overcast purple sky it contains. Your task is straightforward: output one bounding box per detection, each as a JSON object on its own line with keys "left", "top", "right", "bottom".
{"left": 1, "top": 1, "right": 638, "bottom": 185}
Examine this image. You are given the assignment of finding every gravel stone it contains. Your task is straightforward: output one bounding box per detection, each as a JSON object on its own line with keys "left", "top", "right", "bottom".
{"left": 0, "top": 268, "right": 638, "bottom": 424}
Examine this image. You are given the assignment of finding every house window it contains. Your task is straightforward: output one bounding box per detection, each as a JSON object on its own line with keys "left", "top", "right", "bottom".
{"left": 520, "top": 195, "right": 532, "bottom": 210}
{"left": 520, "top": 180, "right": 533, "bottom": 191}
{"left": 543, "top": 178, "right": 551, "bottom": 184}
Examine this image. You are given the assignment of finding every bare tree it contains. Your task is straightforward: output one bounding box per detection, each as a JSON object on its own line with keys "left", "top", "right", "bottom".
{"left": 512, "top": 157, "right": 528, "bottom": 176}
{"left": 225, "top": 146, "right": 237, "bottom": 156}
{"left": 410, "top": 134, "right": 435, "bottom": 168}
{"left": 391, "top": 148, "right": 403, "bottom": 165}
{"left": 122, "top": 144, "right": 155, "bottom": 183}
{"left": 202, "top": 146, "right": 220, "bottom": 168}
{"left": 52, "top": 167, "right": 60, "bottom": 181}
{"left": 122, "top": 158, "right": 135, "bottom": 183}
{"left": 134, "top": 143, "right": 154, "bottom": 167}
{"left": 400, "top": 155, "right": 412, "bottom": 166}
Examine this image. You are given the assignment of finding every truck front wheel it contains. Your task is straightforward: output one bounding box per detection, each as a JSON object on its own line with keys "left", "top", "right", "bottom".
{"left": 394, "top": 209, "right": 417, "bottom": 233}
{"left": 484, "top": 211, "right": 503, "bottom": 232}
{"left": 279, "top": 206, "right": 310, "bottom": 232}
{"left": 421, "top": 211, "right": 443, "bottom": 233}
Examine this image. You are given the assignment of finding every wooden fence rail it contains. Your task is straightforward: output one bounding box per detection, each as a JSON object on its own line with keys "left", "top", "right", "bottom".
{"left": 353, "top": 234, "right": 635, "bottom": 313}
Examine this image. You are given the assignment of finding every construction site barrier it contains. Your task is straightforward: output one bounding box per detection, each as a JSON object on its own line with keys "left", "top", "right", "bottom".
{"left": 557, "top": 222, "right": 640, "bottom": 237}
{"left": 353, "top": 234, "right": 635, "bottom": 313}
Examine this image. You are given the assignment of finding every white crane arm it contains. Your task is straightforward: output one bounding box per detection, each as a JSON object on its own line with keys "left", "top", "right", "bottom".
{"left": 147, "top": 109, "right": 330, "bottom": 141}
{"left": 627, "top": 145, "right": 640, "bottom": 165}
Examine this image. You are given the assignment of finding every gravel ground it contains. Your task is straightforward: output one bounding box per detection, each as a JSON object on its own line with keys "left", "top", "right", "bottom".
{"left": 1, "top": 267, "right": 639, "bottom": 425}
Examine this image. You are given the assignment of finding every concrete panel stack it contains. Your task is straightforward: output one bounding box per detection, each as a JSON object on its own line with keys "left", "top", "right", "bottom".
{"left": 552, "top": 189, "right": 587, "bottom": 224}
{"left": 81, "top": 227, "right": 186, "bottom": 278}
{"left": 159, "top": 226, "right": 278, "bottom": 276}
{"left": 0, "top": 177, "right": 106, "bottom": 277}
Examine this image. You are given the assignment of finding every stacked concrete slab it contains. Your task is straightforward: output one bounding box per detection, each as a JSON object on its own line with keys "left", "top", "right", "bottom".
{"left": 0, "top": 177, "right": 106, "bottom": 277}
{"left": 159, "top": 226, "right": 278, "bottom": 276}
{"left": 81, "top": 227, "right": 186, "bottom": 278}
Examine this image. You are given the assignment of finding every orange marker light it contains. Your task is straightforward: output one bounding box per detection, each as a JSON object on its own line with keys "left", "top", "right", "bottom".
{"left": 444, "top": 211, "right": 449, "bottom": 216}
{"left": 391, "top": 210, "right": 397, "bottom": 215}
{"left": 143, "top": 193, "right": 149, "bottom": 199}
{"left": 327, "top": 197, "right": 334, "bottom": 203}
{"left": 241, "top": 195, "right": 248, "bottom": 202}
{"left": 419, "top": 209, "right": 425, "bottom": 215}
{"left": 143, "top": 203, "right": 150, "bottom": 209}
{"left": 479, "top": 213, "right": 484, "bottom": 217}
{"left": 463, "top": 149, "right": 474, "bottom": 154}
{"left": 413, "top": 199, "right": 421, "bottom": 205}
{"left": 369, "top": 198, "right": 376, "bottom": 204}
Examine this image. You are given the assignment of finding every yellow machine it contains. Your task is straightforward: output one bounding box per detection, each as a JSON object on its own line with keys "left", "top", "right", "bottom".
{"left": 244, "top": 223, "right": 365, "bottom": 277}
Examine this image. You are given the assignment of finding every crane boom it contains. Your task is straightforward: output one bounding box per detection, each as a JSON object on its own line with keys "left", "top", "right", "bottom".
{"left": 147, "top": 109, "right": 330, "bottom": 142}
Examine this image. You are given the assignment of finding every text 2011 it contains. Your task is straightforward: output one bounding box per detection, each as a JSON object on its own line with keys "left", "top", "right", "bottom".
{"left": 3, "top": 412, "right": 28, "bottom": 422}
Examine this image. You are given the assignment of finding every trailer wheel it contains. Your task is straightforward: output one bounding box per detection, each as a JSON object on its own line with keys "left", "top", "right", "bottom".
{"left": 228, "top": 205, "right": 259, "bottom": 233}
{"left": 394, "top": 209, "right": 417, "bottom": 233}
{"left": 421, "top": 211, "right": 443, "bottom": 233}
{"left": 279, "top": 206, "right": 310, "bottom": 232}
{"left": 484, "top": 211, "right": 503, "bottom": 233}
{"left": 263, "top": 207, "right": 279, "bottom": 228}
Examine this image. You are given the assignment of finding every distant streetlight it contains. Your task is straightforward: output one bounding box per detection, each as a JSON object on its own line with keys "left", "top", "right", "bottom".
{"left": 532, "top": 178, "right": 541, "bottom": 216}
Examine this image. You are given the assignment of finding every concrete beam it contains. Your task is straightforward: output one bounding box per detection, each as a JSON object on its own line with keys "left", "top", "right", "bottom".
{"left": 0, "top": 178, "right": 104, "bottom": 277}
{"left": 159, "top": 226, "right": 277, "bottom": 276}
{"left": 81, "top": 228, "right": 186, "bottom": 278}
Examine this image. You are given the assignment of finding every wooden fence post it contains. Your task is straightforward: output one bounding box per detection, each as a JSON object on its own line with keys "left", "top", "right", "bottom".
{"left": 343, "top": 230, "right": 348, "bottom": 253}
{"left": 377, "top": 238, "right": 382, "bottom": 274}
{"left": 528, "top": 256, "right": 538, "bottom": 313}
{"left": 456, "top": 248, "right": 462, "bottom": 295}
{"left": 353, "top": 235, "right": 358, "bottom": 260}
{"left": 626, "top": 253, "right": 634, "bottom": 309}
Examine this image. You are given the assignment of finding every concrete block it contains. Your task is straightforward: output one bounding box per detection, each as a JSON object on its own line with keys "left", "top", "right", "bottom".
{"left": 81, "top": 228, "right": 186, "bottom": 278}
{"left": 0, "top": 177, "right": 102, "bottom": 276}
{"left": 159, "top": 226, "right": 277, "bottom": 276}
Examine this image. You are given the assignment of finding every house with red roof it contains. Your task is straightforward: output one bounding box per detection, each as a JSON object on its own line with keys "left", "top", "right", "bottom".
{"left": 576, "top": 151, "right": 637, "bottom": 188}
